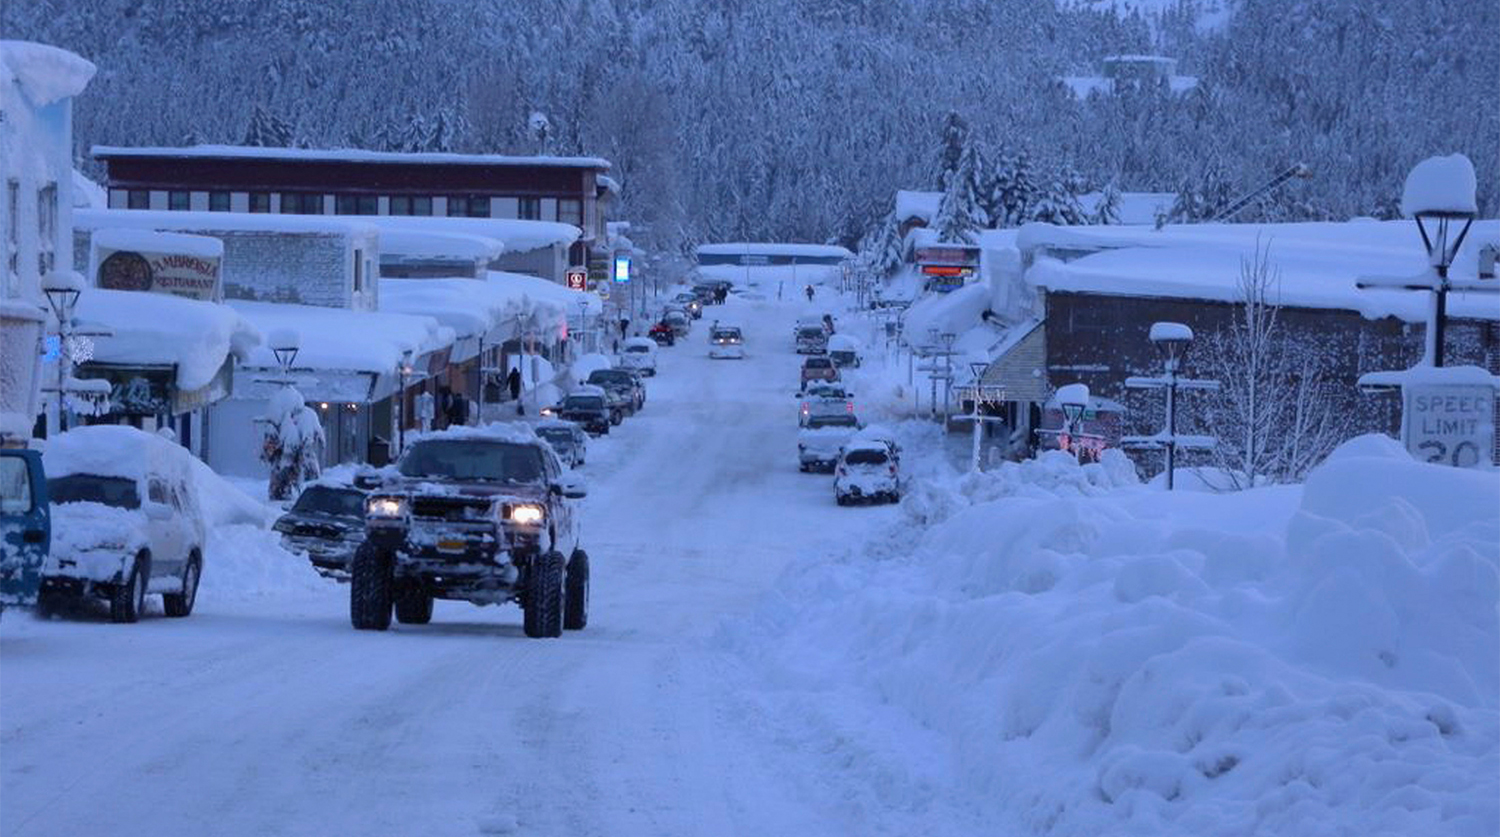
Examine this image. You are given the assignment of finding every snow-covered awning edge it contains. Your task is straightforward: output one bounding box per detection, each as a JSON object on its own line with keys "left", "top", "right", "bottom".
{"left": 0, "top": 41, "right": 96, "bottom": 106}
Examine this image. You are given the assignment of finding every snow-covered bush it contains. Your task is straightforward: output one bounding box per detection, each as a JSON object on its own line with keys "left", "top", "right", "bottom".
{"left": 259, "top": 386, "right": 324, "bottom": 501}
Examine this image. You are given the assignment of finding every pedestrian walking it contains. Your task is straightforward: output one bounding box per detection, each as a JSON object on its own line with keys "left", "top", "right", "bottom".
{"left": 805, "top": 284, "right": 815, "bottom": 302}
{"left": 506, "top": 367, "right": 523, "bottom": 415}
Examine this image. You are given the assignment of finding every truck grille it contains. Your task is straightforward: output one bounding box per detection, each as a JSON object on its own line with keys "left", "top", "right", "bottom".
{"left": 411, "top": 497, "right": 491, "bottom": 521}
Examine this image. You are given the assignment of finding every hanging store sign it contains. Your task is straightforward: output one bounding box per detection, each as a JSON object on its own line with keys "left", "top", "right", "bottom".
{"left": 565, "top": 268, "right": 588, "bottom": 291}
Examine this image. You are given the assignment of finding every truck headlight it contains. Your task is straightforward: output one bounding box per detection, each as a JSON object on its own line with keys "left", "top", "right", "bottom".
{"left": 367, "top": 496, "right": 407, "bottom": 518}
{"left": 505, "top": 503, "right": 545, "bottom": 525}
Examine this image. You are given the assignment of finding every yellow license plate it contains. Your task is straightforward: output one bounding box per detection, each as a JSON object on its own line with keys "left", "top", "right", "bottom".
{"left": 436, "top": 538, "right": 467, "bottom": 553}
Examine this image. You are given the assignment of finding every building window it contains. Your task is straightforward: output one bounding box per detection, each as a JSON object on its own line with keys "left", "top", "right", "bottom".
{"left": 249, "top": 192, "right": 271, "bottom": 213}
{"left": 37, "top": 183, "right": 57, "bottom": 275}
{"left": 336, "top": 194, "right": 378, "bottom": 215}
{"left": 558, "top": 198, "right": 582, "bottom": 228}
{"left": 208, "top": 191, "right": 231, "bottom": 212}
{"left": 447, "top": 195, "right": 489, "bottom": 218}
{"left": 519, "top": 197, "right": 541, "bottom": 220}
{"left": 353, "top": 249, "right": 364, "bottom": 292}
{"left": 167, "top": 190, "right": 190, "bottom": 211}
{"left": 389, "top": 195, "right": 433, "bottom": 217}
{"left": 281, "top": 192, "right": 323, "bottom": 214}
{"left": 5, "top": 180, "right": 17, "bottom": 285}
{"left": 127, "top": 190, "right": 150, "bottom": 210}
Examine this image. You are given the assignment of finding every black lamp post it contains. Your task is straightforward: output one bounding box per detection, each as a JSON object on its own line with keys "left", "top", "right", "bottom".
{"left": 397, "top": 348, "right": 414, "bottom": 453}
{"left": 1413, "top": 208, "right": 1476, "bottom": 368}
{"left": 41, "top": 271, "right": 83, "bottom": 433}
{"left": 1058, "top": 382, "right": 1090, "bottom": 464}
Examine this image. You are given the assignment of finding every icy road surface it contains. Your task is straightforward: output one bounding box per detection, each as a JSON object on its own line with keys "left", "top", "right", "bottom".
{"left": 0, "top": 297, "right": 899, "bottom": 837}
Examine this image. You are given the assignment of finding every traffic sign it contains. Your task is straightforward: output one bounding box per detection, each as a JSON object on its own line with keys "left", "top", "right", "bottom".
{"left": 565, "top": 268, "right": 587, "bottom": 291}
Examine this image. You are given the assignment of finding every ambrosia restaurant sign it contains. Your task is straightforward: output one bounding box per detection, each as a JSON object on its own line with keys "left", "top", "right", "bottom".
{"left": 98, "top": 248, "right": 221, "bottom": 301}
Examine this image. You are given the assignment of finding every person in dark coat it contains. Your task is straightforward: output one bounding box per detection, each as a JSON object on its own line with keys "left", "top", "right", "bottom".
{"left": 506, "top": 367, "right": 523, "bottom": 415}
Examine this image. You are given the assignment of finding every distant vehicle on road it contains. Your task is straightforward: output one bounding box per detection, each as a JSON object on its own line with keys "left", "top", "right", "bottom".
{"left": 796, "top": 413, "right": 861, "bottom": 473}
{"left": 38, "top": 425, "right": 205, "bottom": 622}
{"left": 663, "top": 308, "right": 692, "bottom": 338}
{"left": 834, "top": 441, "right": 900, "bottom": 505}
{"left": 275, "top": 482, "right": 368, "bottom": 580}
{"left": 798, "top": 383, "right": 855, "bottom": 426}
{"left": 0, "top": 447, "right": 48, "bottom": 617}
{"left": 648, "top": 321, "right": 676, "bottom": 346}
{"left": 827, "top": 333, "right": 862, "bottom": 368}
{"left": 708, "top": 324, "right": 745, "bottom": 359}
{"left": 587, "top": 368, "right": 646, "bottom": 413}
{"left": 795, "top": 324, "right": 828, "bottom": 354}
{"left": 355, "top": 425, "right": 590, "bottom": 638}
{"left": 534, "top": 419, "right": 588, "bottom": 468}
{"left": 618, "top": 337, "right": 658, "bottom": 376}
{"left": 800, "top": 355, "right": 839, "bottom": 389}
{"left": 671, "top": 292, "right": 704, "bottom": 319}
{"left": 550, "top": 385, "right": 619, "bottom": 434}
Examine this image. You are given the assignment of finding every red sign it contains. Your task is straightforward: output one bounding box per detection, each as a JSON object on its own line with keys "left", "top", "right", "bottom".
{"left": 565, "top": 268, "right": 588, "bottom": 291}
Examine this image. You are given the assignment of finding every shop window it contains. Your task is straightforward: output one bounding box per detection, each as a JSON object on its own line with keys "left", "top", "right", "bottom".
{"left": 282, "top": 192, "right": 323, "bottom": 214}
{"left": 519, "top": 197, "right": 541, "bottom": 220}
{"left": 390, "top": 195, "right": 433, "bottom": 216}
{"left": 208, "top": 191, "right": 231, "bottom": 212}
{"left": 167, "top": 190, "right": 190, "bottom": 211}
{"left": 5, "top": 180, "right": 18, "bottom": 282}
{"left": 127, "top": 189, "right": 150, "bottom": 209}
{"left": 448, "top": 195, "right": 489, "bottom": 218}
{"left": 353, "top": 249, "right": 364, "bottom": 292}
{"left": 558, "top": 198, "right": 582, "bottom": 227}
{"left": 249, "top": 192, "right": 271, "bottom": 213}
{"left": 336, "top": 194, "right": 378, "bottom": 215}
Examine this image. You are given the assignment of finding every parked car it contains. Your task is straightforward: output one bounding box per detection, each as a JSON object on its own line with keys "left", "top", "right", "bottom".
{"left": 691, "top": 283, "right": 719, "bottom": 305}
{"left": 618, "top": 337, "right": 659, "bottom": 376}
{"left": 672, "top": 292, "right": 704, "bottom": 319}
{"left": 795, "top": 324, "right": 829, "bottom": 354}
{"left": 552, "top": 385, "right": 618, "bottom": 434}
{"left": 354, "top": 424, "right": 590, "bottom": 637}
{"left": 0, "top": 446, "right": 49, "bottom": 617}
{"left": 851, "top": 424, "right": 903, "bottom": 463}
{"left": 796, "top": 413, "right": 861, "bottom": 473}
{"left": 587, "top": 368, "right": 646, "bottom": 413}
{"left": 648, "top": 321, "right": 676, "bottom": 346}
{"left": 274, "top": 482, "right": 368, "bottom": 580}
{"left": 798, "top": 383, "right": 855, "bottom": 426}
{"left": 535, "top": 419, "right": 588, "bottom": 468}
{"left": 708, "top": 324, "right": 745, "bottom": 359}
{"left": 663, "top": 308, "right": 692, "bottom": 338}
{"left": 835, "top": 440, "right": 900, "bottom": 505}
{"left": 37, "top": 425, "right": 205, "bottom": 622}
{"left": 800, "top": 355, "right": 840, "bottom": 389}
{"left": 827, "top": 333, "right": 863, "bottom": 368}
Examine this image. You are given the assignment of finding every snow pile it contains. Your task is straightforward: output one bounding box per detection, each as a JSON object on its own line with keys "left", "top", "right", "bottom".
{"left": 570, "top": 353, "right": 614, "bottom": 384}
{"left": 1402, "top": 154, "right": 1478, "bottom": 218}
{"left": 76, "top": 289, "right": 259, "bottom": 390}
{"left": 730, "top": 436, "right": 1500, "bottom": 836}
{"left": 0, "top": 40, "right": 96, "bottom": 106}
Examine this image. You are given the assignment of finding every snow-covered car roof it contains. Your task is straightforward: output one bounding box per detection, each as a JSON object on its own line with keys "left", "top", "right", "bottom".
{"left": 43, "top": 425, "right": 193, "bottom": 483}
{"left": 842, "top": 440, "right": 891, "bottom": 454}
{"left": 408, "top": 422, "right": 540, "bottom": 446}
{"left": 570, "top": 384, "right": 607, "bottom": 397}
{"left": 622, "top": 337, "right": 657, "bottom": 349}
{"left": 827, "top": 334, "right": 862, "bottom": 351}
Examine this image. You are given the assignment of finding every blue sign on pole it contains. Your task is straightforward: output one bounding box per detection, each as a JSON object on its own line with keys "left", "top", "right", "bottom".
{"left": 613, "top": 255, "right": 631, "bottom": 283}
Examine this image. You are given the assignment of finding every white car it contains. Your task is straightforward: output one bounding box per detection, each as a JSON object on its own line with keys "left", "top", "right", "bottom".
{"left": 709, "top": 325, "right": 745, "bottom": 359}
{"left": 618, "top": 337, "right": 658, "bottom": 376}
{"left": 834, "top": 440, "right": 900, "bottom": 505}
{"left": 797, "top": 413, "right": 860, "bottom": 472}
{"left": 38, "top": 425, "right": 207, "bottom": 622}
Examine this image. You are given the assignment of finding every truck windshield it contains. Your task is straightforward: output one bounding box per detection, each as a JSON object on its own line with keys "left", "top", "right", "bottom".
{"left": 565, "top": 396, "right": 605, "bottom": 410}
{"left": 588, "top": 371, "right": 632, "bottom": 385}
{"left": 798, "top": 328, "right": 824, "bottom": 338}
{"left": 398, "top": 440, "right": 545, "bottom": 484}
{"left": 48, "top": 474, "right": 141, "bottom": 509}
{"left": 292, "top": 486, "right": 366, "bottom": 518}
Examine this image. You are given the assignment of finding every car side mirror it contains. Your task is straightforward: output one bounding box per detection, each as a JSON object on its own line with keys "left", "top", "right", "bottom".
{"left": 553, "top": 476, "right": 587, "bottom": 499}
{"left": 144, "top": 501, "right": 172, "bottom": 521}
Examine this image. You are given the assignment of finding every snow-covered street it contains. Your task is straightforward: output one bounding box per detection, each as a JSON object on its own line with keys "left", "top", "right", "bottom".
{"left": 0, "top": 296, "right": 905, "bottom": 837}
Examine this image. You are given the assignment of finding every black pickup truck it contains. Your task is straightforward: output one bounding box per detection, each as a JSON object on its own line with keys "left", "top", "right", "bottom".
{"left": 352, "top": 425, "right": 590, "bottom": 638}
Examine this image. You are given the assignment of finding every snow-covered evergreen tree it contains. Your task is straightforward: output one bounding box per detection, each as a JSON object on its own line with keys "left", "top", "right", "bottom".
{"left": 933, "top": 110, "right": 969, "bottom": 194}
{"left": 242, "top": 103, "right": 293, "bottom": 148}
{"left": 1093, "top": 182, "right": 1123, "bottom": 225}
{"left": 260, "top": 386, "right": 324, "bottom": 501}
{"left": 933, "top": 143, "right": 987, "bottom": 243}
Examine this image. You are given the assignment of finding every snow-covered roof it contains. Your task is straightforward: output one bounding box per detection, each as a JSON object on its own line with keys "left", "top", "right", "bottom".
{"left": 895, "top": 190, "right": 942, "bottom": 224}
{"left": 597, "top": 174, "right": 621, "bottom": 194}
{"left": 484, "top": 270, "right": 602, "bottom": 321}
{"left": 72, "top": 169, "right": 107, "bottom": 209}
{"left": 1018, "top": 218, "right": 1500, "bottom": 321}
{"left": 92, "top": 144, "right": 610, "bottom": 170}
{"left": 377, "top": 229, "right": 503, "bottom": 263}
{"left": 227, "top": 300, "right": 453, "bottom": 374}
{"left": 75, "top": 208, "right": 377, "bottom": 238}
{"left": 362, "top": 215, "right": 579, "bottom": 255}
{"left": 77, "top": 289, "right": 258, "bottom": 391}
{"left": 92, "top": 228, "right": 223, "bottom": 259}
{"left": 43, "top": 424, "right": 191, "bottom": 482}
{"left": 0, "top": 41, "right": 95, "bottom": 106}
{"left": 696, "top": 242, "right": 854, "bottom": 260}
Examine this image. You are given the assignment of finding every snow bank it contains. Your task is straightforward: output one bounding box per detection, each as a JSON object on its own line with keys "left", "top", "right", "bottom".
{"left": 0, "top": 40, "right": 96, "bottom": 106}
{"left": 571, "top": 353, "right": 614, "bottom": 384}
{"left": 728, "top": 436, "right": 1500, "bottom": 836}
{"left": 92, "top": 228, "right": 224, "bottom": 259}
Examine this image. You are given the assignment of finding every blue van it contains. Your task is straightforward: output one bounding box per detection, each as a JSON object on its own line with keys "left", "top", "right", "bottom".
{"left": 0, "top": 448, "right": 49, "bottom": 615}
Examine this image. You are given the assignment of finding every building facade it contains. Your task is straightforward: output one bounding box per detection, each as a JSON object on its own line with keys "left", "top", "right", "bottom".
{"left": 92, "top": 145, "right": 613, "bottom": 268}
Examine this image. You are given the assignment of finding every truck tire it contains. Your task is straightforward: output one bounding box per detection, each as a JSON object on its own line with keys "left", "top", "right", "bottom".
{"left": 394, "top": 584, "right": 433, "bottom": 624}
{"left": 523, "top": 550, "right": 564, "bottom": 638}
{"left": 564, "top": 549, "right": 589, "bottom": 631}
{"left": 110, "top": 554, "right": 148, "bottom": 623}
{"left": 163, "top": 551, "right": 201, "bottom": 618}
{"left": 350, "top": 542, "right": 394, "bottom": 631}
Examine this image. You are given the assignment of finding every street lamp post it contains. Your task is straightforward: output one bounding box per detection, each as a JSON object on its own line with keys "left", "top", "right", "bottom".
{"left": 397, "top": 347, "right": 414, "bottom": 453}
{"left": 1057, "top": 382, "right": 1090, "bottom": 465}
{"left": 41, "top": 270, "right": 83, "bottom": 433}
{"left": 1121, "top": 322, "right": 1219, "bottom": 490}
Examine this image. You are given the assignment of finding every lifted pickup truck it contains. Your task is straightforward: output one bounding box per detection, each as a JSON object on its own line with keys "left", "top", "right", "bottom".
{"left": 352, "top": 425, "right": 590, "bottom": 638}
{"left": 0, "top": 447, "right": 48, "bottom": 617}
